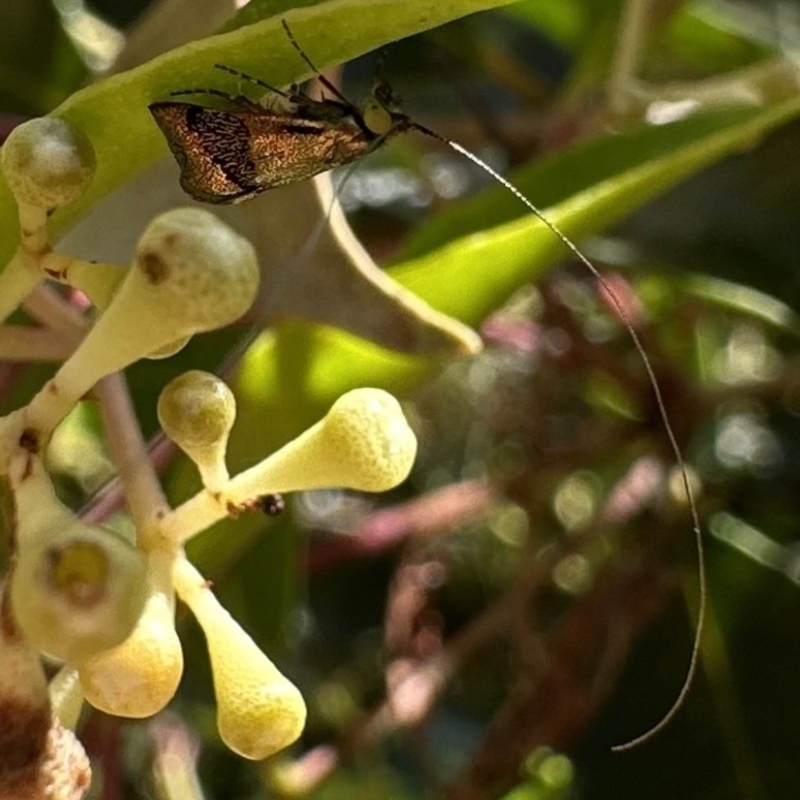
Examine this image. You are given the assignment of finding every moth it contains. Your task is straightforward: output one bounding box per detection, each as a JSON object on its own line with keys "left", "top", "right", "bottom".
{"left": 149, "top": 19, "right": 704, "bottom": 752}
{"left": 149, "top": 21, "right": 431, "bottom": 204}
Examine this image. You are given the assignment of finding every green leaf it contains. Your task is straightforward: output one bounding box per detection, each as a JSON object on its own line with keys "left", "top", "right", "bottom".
{"left": 391, "top": 101, "right": 800, "bottom": 324}
{"left": 0, "top": 0, "right": 519, "bottom": 269}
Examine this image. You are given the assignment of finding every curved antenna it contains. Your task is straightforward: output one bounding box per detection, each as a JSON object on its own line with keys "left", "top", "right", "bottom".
{"left": 437, "top": 138, "right": 705, "bottom": 752}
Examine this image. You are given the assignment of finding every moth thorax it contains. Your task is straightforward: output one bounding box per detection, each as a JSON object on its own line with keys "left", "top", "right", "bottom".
{"left": 261, "top": 92, "right": 297, "bottom": 114}
{"left": 361, "top": 99, "right": 394, "bottom": 136}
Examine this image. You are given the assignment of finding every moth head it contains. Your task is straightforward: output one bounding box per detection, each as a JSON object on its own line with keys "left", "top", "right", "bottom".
{"left": 361, "top": 74, "right": 409, "bottom": 136}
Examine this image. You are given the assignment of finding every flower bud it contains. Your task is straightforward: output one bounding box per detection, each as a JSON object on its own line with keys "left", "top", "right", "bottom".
{"left": 234, "top": 388, "right": 417, "bottom": 495}
{"left": 158, "top": 371, "right": 235, "bottom": 490}
{"left": 173, "top": 558, "right": 306, "bottom": 759}
{"left": 24, "top": 208, "right": 259, "bottom": 435}
{"left": 11, "top": 521, "right": 148, "bottom": 664}
{"left": 1, "top": 117, "right": 95, "bottom": 210}
{"left": 161, "top": 389, "right": 417, "bottom": 544}
{"left": 79, "top": 581, "right": 182, "bottom": 718}
{"left": 132, "top": 208, "right": 259, "bottom": 334}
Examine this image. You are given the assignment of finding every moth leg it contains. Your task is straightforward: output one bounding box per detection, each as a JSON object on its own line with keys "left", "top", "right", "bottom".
{"left": 213, "top": 64, "right": 291, "bottom": 100}
{"left": 169, "top": 87, "right": 262, "bottom": 113}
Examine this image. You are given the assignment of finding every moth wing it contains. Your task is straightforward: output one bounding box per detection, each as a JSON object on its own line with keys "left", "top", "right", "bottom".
{"left": 149, "top": 103, "right": 264, "bottom": 204}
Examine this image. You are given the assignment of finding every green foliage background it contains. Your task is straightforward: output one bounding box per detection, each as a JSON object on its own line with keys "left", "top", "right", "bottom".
{"left": 3, "top": 0, "right": 800, "bottom": 798}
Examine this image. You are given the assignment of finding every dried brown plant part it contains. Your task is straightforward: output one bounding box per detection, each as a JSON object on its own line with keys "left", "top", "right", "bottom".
{"left": 384, "top": 559, "right": 447, "bottom": 658}
{"left": 0, "top": 584, "right": 91, "bottom": 800}
{"left": 307, "top": 478, "right": 496, "bottom": 574}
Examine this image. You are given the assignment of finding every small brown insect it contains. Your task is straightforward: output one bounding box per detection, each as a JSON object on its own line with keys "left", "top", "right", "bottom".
{"left": 149, "top": 21, "right": 429, "bottom": 204}
{"left": 256, "top": 493, "right": 285, "bottom": 516}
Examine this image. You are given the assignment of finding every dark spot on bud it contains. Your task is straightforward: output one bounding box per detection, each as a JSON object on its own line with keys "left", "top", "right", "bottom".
{"left": 1, "top": 584, "right": 21, "bottom": 643}
{"left": 139, "top": 250, "right": 169, "bottom": 284}
{"left": 18, "top": 429, "right": 39, "bottom": 454}
{"left": 225, "top": 500, "right": 241, "bottom": 518}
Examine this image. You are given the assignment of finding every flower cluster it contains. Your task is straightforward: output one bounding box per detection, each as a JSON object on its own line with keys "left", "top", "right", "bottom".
{"left": 0, "top": 118, "right": 418, "bottom": 799}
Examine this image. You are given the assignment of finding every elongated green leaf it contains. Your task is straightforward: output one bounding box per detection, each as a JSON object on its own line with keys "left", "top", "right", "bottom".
{"left": 0, "top": 0, "right": 518, "bottom": 266}
{"left": 391, "top": 100, "right": 800, "bottom": 323}
{"left": 399, "top": 105, "right": 797, "bottom": 261}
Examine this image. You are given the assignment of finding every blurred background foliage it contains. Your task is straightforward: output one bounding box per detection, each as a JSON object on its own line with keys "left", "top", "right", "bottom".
{"left": 3, "top": 0, "right": 800, "bottom": 798}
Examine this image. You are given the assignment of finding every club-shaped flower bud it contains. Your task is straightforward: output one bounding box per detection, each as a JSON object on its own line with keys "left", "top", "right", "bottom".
{"left": 232, "top": 388, "right": 417, "bottom": 496}
{"left": 1, "top": 117, "right": 96, "bottom": 210}
{"left": 78, "top": 551, "right": 182, "bottom": 718}
{"left": 7, "top": 452, "right": 148, "bottom": 664}
{"left": 24, "top": 208, "right": 259, "bottom": 435}
{"left": 173, "top": 558, "right": 306, "bottom": 760}
{"left": 132, "top": 207, "right": 259, "bottom": 334}
{"left": 158, "top": 371, "right": 235, "bottom": 491}
{"left": 11, "top": 521, "right": 148, "bottom": 664}
{"left": 162, "top": 389, "right": 418, "bottom": 543}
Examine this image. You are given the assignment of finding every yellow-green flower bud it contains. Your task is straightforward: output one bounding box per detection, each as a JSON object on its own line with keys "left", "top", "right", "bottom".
{"left": 173, "top": 558, "right": 306, "bottom": 759}
{"left": 157, "top": 371, "right": 235, "bottom": 490}
{"left": 133, "top": 208, "right": 259, "bottom": 334}
{"left": 24, "top": 208, "right": 259, "bottom": 435}
{"left": 160, "top": 389, "right": 418, "bottom": 544}
{"left": 1, "top": 117, "right": 96, "bottom": 210}
{"left": 79, "top": 583, "right": 182, "bottom": 718}
{"left": 232, "top": 388, "right": 417, "bottom": 495}
{"left": 11, "top": 522, "right": 148, "bottom": 664}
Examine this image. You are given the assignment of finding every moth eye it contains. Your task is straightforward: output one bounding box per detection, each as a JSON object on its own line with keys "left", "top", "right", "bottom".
{"left": 362, "top": 99, "right": 394, "bottom": 136}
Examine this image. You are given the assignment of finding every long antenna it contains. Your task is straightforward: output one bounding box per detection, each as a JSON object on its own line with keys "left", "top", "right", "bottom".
{"left": 440, "top": 139, "right": 705, "bottom": 751}
{"left": 227, "top": 19, "right": 705, "bottom": 749}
